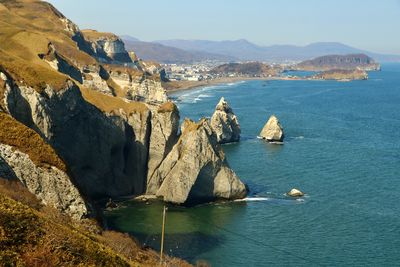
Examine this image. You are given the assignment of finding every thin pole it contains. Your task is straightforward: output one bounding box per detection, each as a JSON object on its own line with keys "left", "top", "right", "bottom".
{"left": 160, "top": 205, "right": 167, "bottom": 264}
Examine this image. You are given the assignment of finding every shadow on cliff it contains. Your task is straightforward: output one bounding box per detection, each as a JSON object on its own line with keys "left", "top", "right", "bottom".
{"left": 5, "top": 82, "right": 148, "bottom": 202}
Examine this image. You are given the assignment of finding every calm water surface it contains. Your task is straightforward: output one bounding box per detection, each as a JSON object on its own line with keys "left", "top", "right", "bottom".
{"left": 105, "top": 64, "right": 400, "bottom": 266}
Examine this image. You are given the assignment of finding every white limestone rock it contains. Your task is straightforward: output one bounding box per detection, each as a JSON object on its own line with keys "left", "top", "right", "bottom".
{"left": 210, "top": 97, "right": 241, "bottom": 144}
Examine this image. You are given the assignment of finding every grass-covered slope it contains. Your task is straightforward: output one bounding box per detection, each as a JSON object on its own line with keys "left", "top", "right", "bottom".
{"left": 0, "top": 179, "right": 191, "bottom": 266}
{"left": 0, "top": 0, "right": 95, "bottom": 92}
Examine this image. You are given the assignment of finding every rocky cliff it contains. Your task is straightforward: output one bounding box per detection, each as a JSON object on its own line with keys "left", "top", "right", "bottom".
{"left": 81, "top": 29, "right": 132, "bottom": 63}
{"left": 0, "top": 0, "right": 246, "bottom": 216}
{"left": 0, "top": 112, "right": 87, "bottom": 219}
{"left": 210, "top": 97, "right": 241, "bottom": 144}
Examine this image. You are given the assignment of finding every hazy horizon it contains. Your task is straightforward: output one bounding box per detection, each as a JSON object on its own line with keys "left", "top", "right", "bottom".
{"left": 47, "top": 0, "right": 400, "bottom": 55}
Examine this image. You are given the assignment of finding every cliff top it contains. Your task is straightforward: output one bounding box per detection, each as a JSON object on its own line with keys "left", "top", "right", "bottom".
{"left": 80, "top": 86, "right": 149, "bottom": 115}
{"left": 81, "top": 29, "right": 120, "bottom": 41}
{"left": 0, "top": 112, "right": 66, "bottom": 171}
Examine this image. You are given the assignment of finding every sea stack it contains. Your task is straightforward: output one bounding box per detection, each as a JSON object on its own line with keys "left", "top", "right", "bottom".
{"left": 259, "top": 115, "right": 284, "bottom": 142}
{"left": 210, "top": 97, "right": 241, "bottom": 144}
{"left": 154, "top": 118, "right": 247, "bottom": 204}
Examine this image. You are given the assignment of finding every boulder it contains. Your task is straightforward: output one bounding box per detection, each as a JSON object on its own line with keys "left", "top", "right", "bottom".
{"left": 259, "top": 115, "right": 284, "bottom": 142}
{"left": 210, "top": 97, "right": 241, "bottom": 144}
{"left": 153, "top": 118, "right": 247, "bottom": 204}
{"left": 287, "top": 188, "right": 304, "bottom": 197}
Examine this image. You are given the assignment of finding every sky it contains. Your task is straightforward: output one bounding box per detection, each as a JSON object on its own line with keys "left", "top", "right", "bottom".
{"left": 47, "top": 0, "right": 400, "bottom": 55}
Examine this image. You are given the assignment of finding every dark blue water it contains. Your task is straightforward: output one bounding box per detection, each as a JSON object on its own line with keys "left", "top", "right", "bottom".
{"left": 105, "top": 64, "right": 400, "bottom": 266}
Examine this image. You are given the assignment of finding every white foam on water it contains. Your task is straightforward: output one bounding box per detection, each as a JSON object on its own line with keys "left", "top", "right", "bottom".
{"left": 234, "top": 197, "right": 270, "bottom": 202}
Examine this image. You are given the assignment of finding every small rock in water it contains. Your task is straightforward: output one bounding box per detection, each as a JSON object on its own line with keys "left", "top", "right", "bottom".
{"left": 259, "top": 115, "right": 284, "bottom": 142}
{"left": 287, "top": 188, "right": 304, "bottom": 197}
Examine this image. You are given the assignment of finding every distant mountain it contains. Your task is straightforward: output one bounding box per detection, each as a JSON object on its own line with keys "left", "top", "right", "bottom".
{"left": 122, "top": 37, "right": 235, "bottom": 63}
{"left": 294, "top": 54, "right": 381, "bottom": 71}
{"left": 155, "top": 39, "right": 400, "bottom": 63}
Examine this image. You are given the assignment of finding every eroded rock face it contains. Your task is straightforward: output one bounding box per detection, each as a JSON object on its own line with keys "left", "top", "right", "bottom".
{"left": 4, "top": 80, "right": 144, "bottom": 198}
{"left": 81, "top": 30, "right": 132, "bottom": 63}
{"left": 146, "top": 102, "right": 180, "bottom": 194}
{"left": 153, "top": 118, "right": 247, "bottom": 204}
{"left": 210, "top": 97, "right": 241, "bottom": 144}
{"left": 0, "top": 144, "right": 87, "bottom": 219}
{"left": 259, "top": 115, "right": 284, "bottom": 142}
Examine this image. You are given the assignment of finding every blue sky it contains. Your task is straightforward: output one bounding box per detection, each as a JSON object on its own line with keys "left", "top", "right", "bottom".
{"left": 47, "top": 0, "right": 400, "bottom": 54}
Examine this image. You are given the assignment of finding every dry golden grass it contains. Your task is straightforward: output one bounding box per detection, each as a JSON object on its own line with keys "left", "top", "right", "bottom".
{"left": 0, "top": 0, "right": 95, "bottom": 92}
{"left": 0, "top": 179, "right": 192, "bottom": 267}
{"left": 158, "top": 101, "right": 178, "bottom": 113}
{"left": 0, "top": 112, "right": 66, "bottom": 171}
{"left": 80, "top": 86, "right": 148, "bottom": 115}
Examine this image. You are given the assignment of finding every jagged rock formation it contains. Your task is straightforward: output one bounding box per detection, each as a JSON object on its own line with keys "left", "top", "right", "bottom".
{"left": 210, "top": 97, "right": 241, "bottom": 144}
{"left": 294, "top": 53, "right": 380, "bottom": 71}
{"left": 0, "top": 113, "right": 87, "bottom": 219}
{"left": 81, "top": 30, "right": 132, "bottom": 63}
{"left": 154, "top": 118, "right": 247, "bottom": 204}
{"left": 259, "top": 115, "right": 284, "bottom": 142}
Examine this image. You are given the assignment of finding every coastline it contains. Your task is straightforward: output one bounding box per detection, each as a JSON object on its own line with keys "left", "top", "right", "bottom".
{"left": 163, "top": 74, "right": 364, "bottom": 94}
{"left": 163, "top": 77, "right": 263, "bottom": 94}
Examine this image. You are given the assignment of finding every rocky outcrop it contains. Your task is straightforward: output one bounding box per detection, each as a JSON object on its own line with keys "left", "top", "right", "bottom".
{"left": 0, "top": 112, "right": 87, "bottom": 219}
{"left": 153, "top": 118, "right": 247, "bottom": 204}
{"left": 259, "top": 115, "right": 284, "bottom": 142}
{"left": 0, "top": 144, "right": 87, "bottom": 219}
{"left": 102, "top": 65, "right": 168, "bottom": 103}
{"left": 287, "top": 188, "right": 304, "bottom": 197}
{"left": 81, "top": 30, "right": 132, "bottom": 63}
{"left": 210, "top": 97, "right": 240, "bottom": 144}
{"left": 146, "top": 102, "right": 180, "bottom": 194}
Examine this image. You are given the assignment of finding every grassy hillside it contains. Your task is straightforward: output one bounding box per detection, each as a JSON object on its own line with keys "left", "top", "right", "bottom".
{"left": 0, "top": 179, "right": 191, "bottom": 266}
{"left": 0, "top": 0, "right": 95, "bottom": 92}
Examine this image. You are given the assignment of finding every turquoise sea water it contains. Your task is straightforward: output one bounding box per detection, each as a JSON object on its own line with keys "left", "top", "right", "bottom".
{"left": 105, "top": 64, "right": 400, "bottom": 266}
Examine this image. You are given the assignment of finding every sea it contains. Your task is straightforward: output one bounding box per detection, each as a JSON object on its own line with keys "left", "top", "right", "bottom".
{"left": 105, "top": 63, "right": 400, "bottom": 266}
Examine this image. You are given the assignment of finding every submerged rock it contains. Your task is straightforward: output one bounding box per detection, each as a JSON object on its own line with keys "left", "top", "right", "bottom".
{"left": 210, "top": 97, "right": 241, "bottom": 144}
{"left": 153, "top": 118, "right": 247, "bottom": 204}
{"left": 259, "top": 115, "right": 284, "bottom": 142}
{"left": 287, "top": 188, "right": 304, "bottom": 197}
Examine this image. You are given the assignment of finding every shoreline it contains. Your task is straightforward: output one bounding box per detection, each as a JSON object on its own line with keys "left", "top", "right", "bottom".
{"left": 163, "top": 75, "right": 357, "bottom": 94}
{"left": 163, "top": 77, "right": 264, "bottom": 94}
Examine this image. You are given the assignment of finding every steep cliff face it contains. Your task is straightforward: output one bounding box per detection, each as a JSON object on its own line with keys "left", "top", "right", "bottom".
{"left": 146, "top": 102, "right": 180, "bottom": 194}
{"left": 0, "top": 112, "right": 87, "bottom": 219}
{"left": 154, "top": 118, "right": 247, "bottom": 204}
{"left": 81, "top": 30, "right": 132, "bottom": 63}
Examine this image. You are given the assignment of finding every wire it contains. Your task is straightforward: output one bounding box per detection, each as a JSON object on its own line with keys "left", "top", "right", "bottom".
{"left": 184, "top": 212, "right": 326, "bottom": 267}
